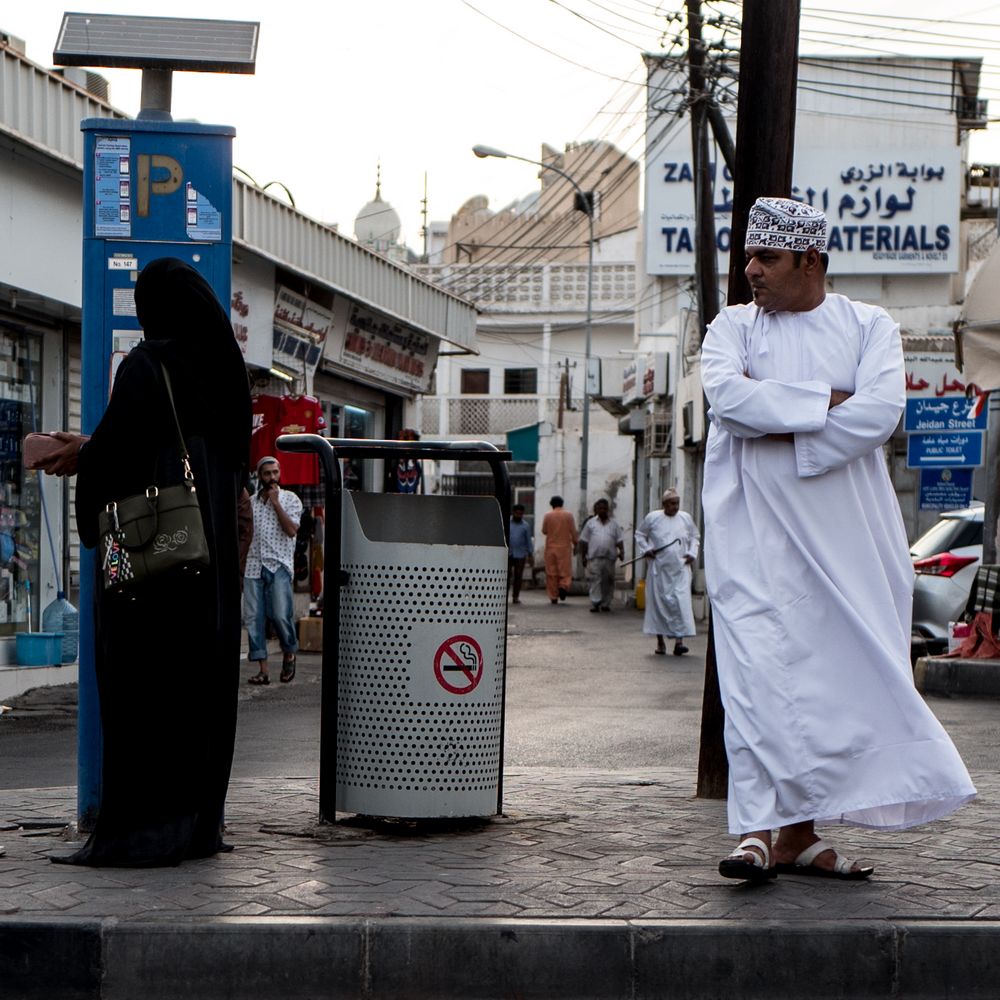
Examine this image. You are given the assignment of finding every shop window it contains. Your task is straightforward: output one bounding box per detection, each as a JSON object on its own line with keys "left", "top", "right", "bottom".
{"left": 460, "top": 369, "right": 489, "bottom": 394}
{"left": 504, "top": 368, "right": 537, "bottom": 395}
{"left": 0, "top": 327, "right": 41, "bottom": 634}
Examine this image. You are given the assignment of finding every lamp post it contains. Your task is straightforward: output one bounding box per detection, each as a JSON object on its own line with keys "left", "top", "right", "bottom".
{"left": 472, "top": 144, "right": 595, "bottom": 520}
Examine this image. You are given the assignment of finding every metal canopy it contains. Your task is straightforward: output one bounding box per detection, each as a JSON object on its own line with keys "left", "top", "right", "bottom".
{"left": 53, "top": 12, "right": 258, "bottom": 73}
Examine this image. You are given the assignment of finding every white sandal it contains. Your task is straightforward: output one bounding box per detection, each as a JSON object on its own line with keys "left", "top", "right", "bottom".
{"left": 775, "top": 838, "right": 874, "bottom": 880}
{"left": 718, "top": 836, "right": 777, "bottom": 882}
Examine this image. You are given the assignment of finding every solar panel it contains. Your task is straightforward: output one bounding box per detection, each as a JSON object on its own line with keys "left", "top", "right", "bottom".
{"left": 53, "top": 12, "right": 258, "bottom": 73}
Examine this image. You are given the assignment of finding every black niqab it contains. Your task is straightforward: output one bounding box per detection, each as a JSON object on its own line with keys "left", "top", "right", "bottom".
{"left": 60, "top": 257, "right": 251, "bottom": 867}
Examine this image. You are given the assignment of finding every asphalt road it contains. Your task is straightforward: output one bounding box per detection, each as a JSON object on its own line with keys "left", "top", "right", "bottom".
{"left": 0, "top": 587, "right": 996, "bottom": 789}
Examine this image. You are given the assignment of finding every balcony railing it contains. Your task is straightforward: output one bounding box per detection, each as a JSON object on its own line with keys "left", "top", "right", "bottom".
{"left": 420, "top": 396, "right": 545, "bottom": 437}
{"left": 413, "top": 262, "right": 635, "bottom": 313}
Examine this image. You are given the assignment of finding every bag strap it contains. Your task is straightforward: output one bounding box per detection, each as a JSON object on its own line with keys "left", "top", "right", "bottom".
{"left": 159, "top": 362, "right": 195, "bottom": 487}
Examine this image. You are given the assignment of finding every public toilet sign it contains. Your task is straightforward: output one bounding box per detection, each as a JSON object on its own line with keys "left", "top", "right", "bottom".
{"left": 907, "top": 431, "right": 984, "bottom": 469}
{"left": 904, "top": 396, "right": 988, "bottom": 433}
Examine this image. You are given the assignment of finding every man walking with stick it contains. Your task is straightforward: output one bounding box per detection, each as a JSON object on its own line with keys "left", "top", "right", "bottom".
{"left": 635, "top": 489, "right": 698, "bottom": 655}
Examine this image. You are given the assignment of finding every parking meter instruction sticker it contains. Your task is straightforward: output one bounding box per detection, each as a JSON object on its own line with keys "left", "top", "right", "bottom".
{"left": 433, "top": 635, "right": 483, "bottom": 694}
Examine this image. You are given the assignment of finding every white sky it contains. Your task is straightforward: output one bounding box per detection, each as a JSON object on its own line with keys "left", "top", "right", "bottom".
{"left": 5, "top": 1, "right": 1000, "bottom": 250}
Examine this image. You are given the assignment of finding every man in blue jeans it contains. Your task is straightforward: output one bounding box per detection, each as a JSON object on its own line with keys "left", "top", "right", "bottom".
{"left": 244, "top": 456, "right": 302, "bottom": 685}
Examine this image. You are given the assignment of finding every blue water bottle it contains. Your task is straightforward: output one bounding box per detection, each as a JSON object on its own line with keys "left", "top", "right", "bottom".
{"left": 41, "top": 591, "right": 79, "bottom": 663}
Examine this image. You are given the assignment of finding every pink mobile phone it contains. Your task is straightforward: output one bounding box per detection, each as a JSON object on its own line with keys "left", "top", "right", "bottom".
{"left": 22, "top": 433, "right": 63, "bottom": 470}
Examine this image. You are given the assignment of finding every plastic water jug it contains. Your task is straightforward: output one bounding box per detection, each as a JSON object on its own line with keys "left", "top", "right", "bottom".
{"left": 41, "top": 592, "right": 79, "bottom": 663}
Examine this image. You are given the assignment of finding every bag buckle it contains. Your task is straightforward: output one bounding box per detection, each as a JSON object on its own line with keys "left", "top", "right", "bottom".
{"left": 104, "top": 501, "right": 120, "bottom": 533}
{"left": 146, "top": 486, "right": 159, "bottom": 501}
{"left": 182, "top": 457, "right": 194, "bottom": 486}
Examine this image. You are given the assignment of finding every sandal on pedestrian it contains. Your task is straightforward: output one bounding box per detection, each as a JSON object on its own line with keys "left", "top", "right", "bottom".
{"left": 654, "top": 646, "right": 666, "bottom": 655}
{"left": 248, "top": 671, "right": 270, "bottom": 685}
{"left": 673, "top": 642, "right": 689, "bottom": 655}
{"left": 718, "top": 837, "right": 777, "bottom": 882}
{"left": 280, "top": 657, "right": 296, "bottom": 683}
{"left": 774, "top": 838, "right": 873, "bottom": 880}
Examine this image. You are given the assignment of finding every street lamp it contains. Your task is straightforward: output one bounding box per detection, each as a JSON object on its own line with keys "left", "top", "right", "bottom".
{"left": 472, "top": 144, "right": 595, "bottom": 519}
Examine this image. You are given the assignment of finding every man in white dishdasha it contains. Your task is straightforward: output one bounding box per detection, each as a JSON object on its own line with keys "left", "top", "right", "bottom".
{"left": 635, "top": 488, "right": 698, "bottom": 656}
{"left": 702, "top": 196, "right": 975, "bottom": 884}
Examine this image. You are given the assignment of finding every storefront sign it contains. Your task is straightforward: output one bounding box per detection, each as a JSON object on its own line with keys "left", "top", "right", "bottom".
{"left": 622, "top": 352, "right": 668, "bottom": 405}
{"left": 645, "top": 144, "right": 959, "bottom": 276}
{"left": 231, "top": 258, "right": 276, "bottom": 370}
{"left": 273, "top": 284, "right": 333, "bottom": 379}
{"left": 337, "top": 303, "right": 437, "bottom": 394}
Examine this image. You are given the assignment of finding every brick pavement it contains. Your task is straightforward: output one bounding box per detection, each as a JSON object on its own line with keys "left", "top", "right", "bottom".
{"left": 1, "top": 766, "right": 998, "bottom": 923}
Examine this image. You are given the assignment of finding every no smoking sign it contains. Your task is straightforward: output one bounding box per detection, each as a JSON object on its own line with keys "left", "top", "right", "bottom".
{"left": 433, "top": 634, "right": 484, "bottom": 695}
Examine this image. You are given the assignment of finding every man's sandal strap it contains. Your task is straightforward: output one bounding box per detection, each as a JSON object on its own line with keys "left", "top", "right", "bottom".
{"left": 794, "top": 838, "right": 855, "bottom": 873}
{"left": 728, "top": 836, "right": 771, "bottom": 869}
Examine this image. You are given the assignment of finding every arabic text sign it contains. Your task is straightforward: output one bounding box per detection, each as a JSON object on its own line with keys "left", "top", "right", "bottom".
{"left": 905, "top": 397, "right": 987, "bottom": 433}
{"left": 919, "top": 468, "right": 974, "bottom": 511}
{"left": 643, "top": 124, "right": 960, "bottom": 276}
{"left": 907, "top": 432, "right": 984, "bottom": 469}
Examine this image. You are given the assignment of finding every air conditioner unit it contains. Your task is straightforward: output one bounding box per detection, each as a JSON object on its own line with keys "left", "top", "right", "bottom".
{"left": 957, "top": 95, "right": 988, "bottom": 128}
{"left": 682, "top": 401, "right": 695, "bottom": 447}
{"left": 645, "top": 409, "right": 671, "bottom": 457}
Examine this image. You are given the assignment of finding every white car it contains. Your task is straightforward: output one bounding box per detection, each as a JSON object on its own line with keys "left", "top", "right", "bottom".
{"left": 910, "top": 503, "right": 984, "bottom": 657}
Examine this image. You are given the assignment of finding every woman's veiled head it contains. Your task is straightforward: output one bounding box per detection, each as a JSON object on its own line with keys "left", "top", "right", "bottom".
{"left": 133, "top": 257, "right": 251, "bottom": 471}
{"left": 134, "top": 257, "right": 231, "bottom": 346}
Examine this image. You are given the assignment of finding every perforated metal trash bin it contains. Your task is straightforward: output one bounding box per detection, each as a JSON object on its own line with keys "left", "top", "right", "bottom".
{"left": 276, "top": 435, "right": 511, "bottom": 822}
{"left": 338, "top": 491, "right": 507, "bottom": 817}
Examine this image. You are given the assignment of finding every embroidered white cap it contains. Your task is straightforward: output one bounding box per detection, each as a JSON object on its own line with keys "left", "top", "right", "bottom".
{"left": 745, "top": 197, "right": 828, "bottom": 253}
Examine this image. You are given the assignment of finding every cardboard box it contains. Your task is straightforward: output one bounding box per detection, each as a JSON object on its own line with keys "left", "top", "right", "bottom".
{"left": 297, "top": 616, "right": 322, "bottom": 652}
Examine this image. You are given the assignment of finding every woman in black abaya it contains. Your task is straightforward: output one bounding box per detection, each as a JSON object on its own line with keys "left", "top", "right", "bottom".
{"left": 43, "top": 258, "right": 251, "bottom": 866}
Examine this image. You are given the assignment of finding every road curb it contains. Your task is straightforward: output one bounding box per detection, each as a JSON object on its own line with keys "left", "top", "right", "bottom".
{"left": 5, "top": 916, "right": 1000, "bottom": 999}
{"left": 915, "top": 655, "right": 1000, "bottom": 697}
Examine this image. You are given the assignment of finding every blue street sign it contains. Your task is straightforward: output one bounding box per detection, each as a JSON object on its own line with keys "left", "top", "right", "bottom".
{"left": 919, "top": 468, "right": 974, "bottom": 511}
{"left": 905, "top": 396, "right": 988, "bottom": 433}
{"left": 907, "top": 431, "right": 984, "bottom": 469}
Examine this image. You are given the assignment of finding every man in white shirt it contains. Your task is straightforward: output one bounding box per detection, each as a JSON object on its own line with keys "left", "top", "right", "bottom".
{"left": 702, "top": 196, "right": 974, "bottom": 884}
{"left": 244, "top": 456, "right": 302, "bottom": 685}
{"left": 578, "top": 498, "right": 624, "bottom": 612}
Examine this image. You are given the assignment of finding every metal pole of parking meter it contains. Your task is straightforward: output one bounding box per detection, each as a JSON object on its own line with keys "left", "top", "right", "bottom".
{"left": 276, "top": 434, "right": 340, "bottom": 822}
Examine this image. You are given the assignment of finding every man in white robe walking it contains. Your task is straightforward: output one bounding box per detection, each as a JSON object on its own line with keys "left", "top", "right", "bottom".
{"left": 702, "top": 197, "right": 975, "bottom": 883}
{"left": 635, "top": 489, "right": 698, "bottom": 655}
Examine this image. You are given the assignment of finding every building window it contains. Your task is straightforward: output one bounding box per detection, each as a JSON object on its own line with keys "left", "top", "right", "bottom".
{"left": 503, "top": 368, "right": 537, "bottom": 394}
{"left": 460, "top": 369, "right": 489, "bottom": 394}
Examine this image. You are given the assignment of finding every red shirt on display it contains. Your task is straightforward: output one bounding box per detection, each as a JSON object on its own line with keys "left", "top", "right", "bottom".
{"left": 275, "top": 394, "right": 326, "bottom": 485}
{"left": 250, "top": 394, "right": 281, "bottom": 471}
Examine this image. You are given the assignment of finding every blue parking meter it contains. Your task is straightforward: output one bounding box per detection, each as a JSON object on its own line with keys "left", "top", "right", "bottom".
{"left": 78, "top": 118, "right": 234, "bottom": 828}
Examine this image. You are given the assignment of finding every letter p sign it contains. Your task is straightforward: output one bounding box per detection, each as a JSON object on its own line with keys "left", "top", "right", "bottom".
{"left": 136, "top": 154, "right": 183, "bottom": 217}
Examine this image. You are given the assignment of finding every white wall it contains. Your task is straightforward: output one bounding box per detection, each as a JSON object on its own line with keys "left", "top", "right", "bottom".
{"left": 0, "top": 150, "right": 82, "bottom": 308}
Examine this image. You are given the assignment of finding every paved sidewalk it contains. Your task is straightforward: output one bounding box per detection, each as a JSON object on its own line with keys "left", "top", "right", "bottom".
{"left": 2, "top": 765, "right": 1000, "bottom": 998}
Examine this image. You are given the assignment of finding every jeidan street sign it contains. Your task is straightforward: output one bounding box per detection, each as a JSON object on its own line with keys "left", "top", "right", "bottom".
{"left": 433, "top": 635, "right": 484, "bottom": 695}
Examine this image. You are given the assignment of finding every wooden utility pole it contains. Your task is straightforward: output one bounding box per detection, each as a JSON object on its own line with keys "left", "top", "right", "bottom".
{"left": 695, "top": 0, "right": 802, "bottom": 799}
{"left": 687, "top": 0, "right": 719, "bottom": 342}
